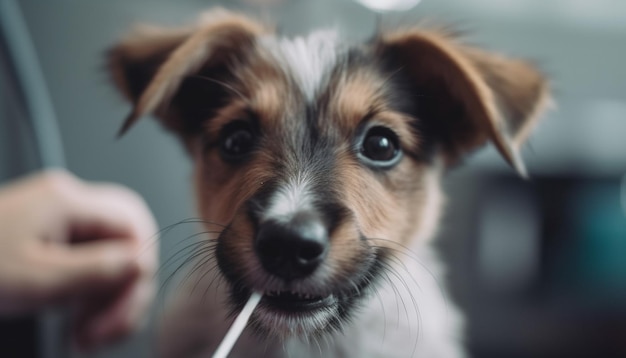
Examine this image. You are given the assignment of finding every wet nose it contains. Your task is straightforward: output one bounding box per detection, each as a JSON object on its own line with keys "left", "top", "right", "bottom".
{"left": 254, "top": 212, "right": 329, "bottom": 281}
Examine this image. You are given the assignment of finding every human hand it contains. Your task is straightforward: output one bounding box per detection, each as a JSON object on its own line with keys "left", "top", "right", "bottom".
{"left": 0, "top": 170, "right": 158, "bottom": 351}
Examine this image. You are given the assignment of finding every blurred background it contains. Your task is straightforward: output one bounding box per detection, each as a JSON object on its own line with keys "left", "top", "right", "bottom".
{"left": 1, "top": 0, "right": 625, "bottom": 357}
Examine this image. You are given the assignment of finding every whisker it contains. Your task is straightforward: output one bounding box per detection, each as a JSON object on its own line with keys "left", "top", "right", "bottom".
{"left": 381, "top": 260, "right": 422, "bottom": 357}
{"left": 364, "top": 238, "right": 450, "bottom": 314}
{"left": 190, "top": 260, "right": 220, "bottom": 297}
{"left": 137, "top": 217, "right": 225, "bottom": 258}
{"left": 176, "top": 245, "right": 218, "bottom": 290}
{"left": 157, "top": 235, "right": 218, "bottom": 302}
{"left": 154, "top": 232, "right": 218, "bottom": 279}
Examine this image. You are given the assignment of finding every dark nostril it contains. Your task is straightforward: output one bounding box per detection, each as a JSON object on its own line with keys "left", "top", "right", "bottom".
{"left": 255, "top": 212, "right": 329, "bottom": 280}
{"left": 297, "top": 240, "right": 325, "bottom": 262}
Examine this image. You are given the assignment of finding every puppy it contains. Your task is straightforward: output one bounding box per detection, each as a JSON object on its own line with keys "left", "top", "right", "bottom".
{"left": 108, "top": 9, "right": 550, "bottom": 358}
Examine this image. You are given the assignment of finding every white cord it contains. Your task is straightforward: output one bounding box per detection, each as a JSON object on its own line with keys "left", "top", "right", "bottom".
{"left": 212, "top": 292, "right": 263, "bottom": 358}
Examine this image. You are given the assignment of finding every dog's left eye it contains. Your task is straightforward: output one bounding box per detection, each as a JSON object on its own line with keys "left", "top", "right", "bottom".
{"left": 220, "top": 121, "right": 255, "bottom": 161}
{"left": 359, "top": 126, "right": 402, "bottom": 166}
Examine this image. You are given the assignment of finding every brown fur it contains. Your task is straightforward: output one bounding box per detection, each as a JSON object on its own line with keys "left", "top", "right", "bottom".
{"left": 327, "top": 69, "right": 420, "bottom": 151}
{"left": 108, "top": 9, "right": 272, "bottom": 136}
{"left": 378, "top": 28, "right": 551, "bottom": 175}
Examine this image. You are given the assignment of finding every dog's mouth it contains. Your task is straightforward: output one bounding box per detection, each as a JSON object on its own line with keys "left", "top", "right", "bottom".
{"left": 230, "top": 284, "right": 339, "bottom": 316}
{"left": 217, "top": 234, "right": 386, "bottom": 336}
{"left": 224, "top": 256, "right": 385, "bottom": 337}
{"left": 262, "top": 290, "right": 337, "bottom": 312}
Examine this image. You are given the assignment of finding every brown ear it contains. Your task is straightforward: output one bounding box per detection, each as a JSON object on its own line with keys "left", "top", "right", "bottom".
{"left": 107, "top": 9, "right": 269, "bottom": 136}
{"left": 377, "top": 29, "right": 551, "bottom": 176}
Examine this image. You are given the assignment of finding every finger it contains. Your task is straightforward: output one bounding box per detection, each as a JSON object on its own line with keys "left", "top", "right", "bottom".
{"left": 50, "top": 179, "right": 159, "bottom": 287}
{"left": 39, "top": 240, "right": 140, "bottom": 301}
{"left": 19, "top": 170, "right": 158, "bottom": 251}
{"left": 55, "top": 181, "right": 158, "bottom": 249}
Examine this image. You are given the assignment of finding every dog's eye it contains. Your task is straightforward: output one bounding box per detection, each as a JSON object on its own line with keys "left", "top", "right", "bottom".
{"left": 220, "top": 121, "right": 255, "bottom": 161}
{"left": 359, "top": 126, "right": 401, "bottom": 166}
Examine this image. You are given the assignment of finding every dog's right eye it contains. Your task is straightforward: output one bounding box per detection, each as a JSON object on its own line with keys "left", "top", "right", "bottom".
{"left": 358, "top": 125, "right": 402, "bottom": 168}
{"left": 219, "top": 121, "right": 256, "bottom": 162}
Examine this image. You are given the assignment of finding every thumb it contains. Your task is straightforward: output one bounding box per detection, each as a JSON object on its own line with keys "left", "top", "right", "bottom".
{"left": 43, "top": 240, "right": 140, "bottom": 302}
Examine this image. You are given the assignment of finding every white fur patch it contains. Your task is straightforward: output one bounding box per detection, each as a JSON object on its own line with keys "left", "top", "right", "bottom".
{"left": 255, "top": 303, "right": 338, "bottom": 338}
{"left": 264, "top": 173, "right": 314, "bottom": 222}
{"left": 261, "top": 30, "right": 340, "bottom": 102}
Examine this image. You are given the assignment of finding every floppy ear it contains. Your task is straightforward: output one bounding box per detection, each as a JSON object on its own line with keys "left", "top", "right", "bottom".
{"left": 107, "top": 9, "right": 269, "bottom": 137}
{"left": 377, "top": 29, "right": 551, "bottom": 176}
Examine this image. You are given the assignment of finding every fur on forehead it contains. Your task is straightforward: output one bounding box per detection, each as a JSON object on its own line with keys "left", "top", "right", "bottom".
{"left": 259, "top": 29, "right": 343, "bottom": 103}
{"left": 108, "top": 8, "right": 551, "bottom": 174}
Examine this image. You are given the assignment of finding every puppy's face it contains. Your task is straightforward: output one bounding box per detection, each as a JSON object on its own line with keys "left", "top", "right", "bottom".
{"left": 109, "top": 10, "right": 550, "bottom": 338}
{"left": 190, "top": 35, "right": 441, "bottom": 335}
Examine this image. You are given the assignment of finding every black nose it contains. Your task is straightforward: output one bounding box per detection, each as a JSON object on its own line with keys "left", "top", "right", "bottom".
{"left": 255, "top": 212, "right": 329, "bottom": 281}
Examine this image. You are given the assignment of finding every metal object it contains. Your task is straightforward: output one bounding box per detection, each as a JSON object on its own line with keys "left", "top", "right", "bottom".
{"left": 0, "top": 0, "right": 65, "bottom": 169}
